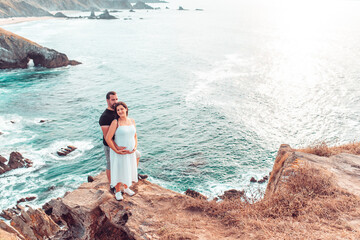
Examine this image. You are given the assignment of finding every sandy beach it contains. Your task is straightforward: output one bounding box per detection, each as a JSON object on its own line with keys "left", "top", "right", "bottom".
{"left": 0, "top": 16, "right": 54, "bottom": 26}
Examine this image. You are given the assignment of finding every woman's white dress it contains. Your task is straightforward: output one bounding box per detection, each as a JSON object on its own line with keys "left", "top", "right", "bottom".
{"left": 110, "top": 125, "right": 138, "bottom": 188}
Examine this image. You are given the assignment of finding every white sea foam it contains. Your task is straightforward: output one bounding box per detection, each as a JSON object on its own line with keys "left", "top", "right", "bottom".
{"left": 38, "top": 140, "right": 94, "bottom": 161}
{"left": 185, "top": 54, "right": 249, "bottom": 107}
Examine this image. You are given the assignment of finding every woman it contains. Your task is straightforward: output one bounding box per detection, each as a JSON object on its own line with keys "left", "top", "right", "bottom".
{"left": 105, "top": 101, "right": 138, "bottom": 200}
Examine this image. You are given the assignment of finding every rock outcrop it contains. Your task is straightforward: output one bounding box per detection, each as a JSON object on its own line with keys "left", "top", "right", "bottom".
{"left": 98, "top": 9, "right": 117, "bottom": 19}
{"left": 1, "top": 144, "right": 360, "bottom": 239}
{"left": 0, "top": 173, "right": 232, "bottom": 239}
{"left": 0, "top": 0, "right": 52, "bottom": 18}
{"left": 266, "top": 144, "right": 360, "bottom": 198}
{"left": 133, "top": 1, "right": 153, "bottom": 9}
{"left": 57, "top": 145, "right": 77, "bottom": 156}
{"left": 0, "top": 152, "right": 32, "bottom": 175}
{"left": 0, "top": 28, "right": 81, "bottom": 69}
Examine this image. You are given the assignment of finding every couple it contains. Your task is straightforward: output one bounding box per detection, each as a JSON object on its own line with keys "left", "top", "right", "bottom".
{"left": 99, "top": 91, "right": 146, "bottom": 201}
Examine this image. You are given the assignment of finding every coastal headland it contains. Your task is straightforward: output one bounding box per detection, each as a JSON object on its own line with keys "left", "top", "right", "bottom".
{"left": 0, "top": 27, "right": 80, "bottom": 69}
{"left": 1, "top": 143, "right": 359, "bottom": 239}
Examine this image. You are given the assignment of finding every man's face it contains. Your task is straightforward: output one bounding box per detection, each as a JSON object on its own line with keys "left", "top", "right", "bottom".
{"left": 107, "top": 94, "right": 118, "bottom": 109}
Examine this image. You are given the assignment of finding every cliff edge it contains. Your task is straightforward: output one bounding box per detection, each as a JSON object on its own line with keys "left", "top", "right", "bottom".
{"left": 1, "top": 144, "right": 360, "bottom": 239}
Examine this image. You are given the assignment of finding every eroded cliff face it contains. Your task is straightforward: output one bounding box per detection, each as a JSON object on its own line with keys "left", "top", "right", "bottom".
{"left": 266, "top": 144, "right": 360, "bottom": 198}
{"left": 0, "top": 27, "right": 81, "bottom": 69}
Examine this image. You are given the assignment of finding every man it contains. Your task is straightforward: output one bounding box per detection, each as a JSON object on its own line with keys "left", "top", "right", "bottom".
{"left": 99, "top": 91, "right": 147, "bottom": 192}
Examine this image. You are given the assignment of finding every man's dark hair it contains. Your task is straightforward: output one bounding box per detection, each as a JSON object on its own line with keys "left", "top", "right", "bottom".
{"left": 106, "top": 91, "right": 117, "bottom": 99}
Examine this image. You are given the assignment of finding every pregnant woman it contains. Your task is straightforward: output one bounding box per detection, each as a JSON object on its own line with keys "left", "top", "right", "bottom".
{"left": 105, "top": 101, "right": 138, "bottom": 200}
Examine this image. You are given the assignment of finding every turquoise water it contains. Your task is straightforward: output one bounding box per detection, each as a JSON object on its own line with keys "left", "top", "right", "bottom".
{"left": 1, "top": 0, "right": 360, "bottom": 210}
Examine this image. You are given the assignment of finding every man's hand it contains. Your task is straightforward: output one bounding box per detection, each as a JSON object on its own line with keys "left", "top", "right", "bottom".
{"left": 116, "top": 146, "right": 127, "bottom": 151}
{"left": 115, "top": 149, "right": 133, "bottom": 155}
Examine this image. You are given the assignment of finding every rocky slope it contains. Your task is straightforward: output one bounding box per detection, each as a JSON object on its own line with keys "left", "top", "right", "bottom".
{"left": 0, "top": 1, "right": 52, "bottom": 18}
{"left": 266, "top": 144, "right": 360, "bottom": 198}
{"left": 0, "top": 144, "right": 359, "bottom": 239}
{"left": 0, "top": 0, "right": 163, "bottom": 17}
{"left": 0, "top": 173, "right": 234, "bottom": 239}
{"left": 0, "top": 27, "right": 80, "bottom": 69}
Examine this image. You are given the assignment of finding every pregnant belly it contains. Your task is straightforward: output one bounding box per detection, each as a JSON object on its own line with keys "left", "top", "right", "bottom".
{"left": 115, "top": 139, "right": 135, "bottom": 151}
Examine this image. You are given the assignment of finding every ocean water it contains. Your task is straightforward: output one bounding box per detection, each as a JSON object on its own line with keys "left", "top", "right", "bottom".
{"left": 1, "top": 0, "right": 360, "bottom": 210}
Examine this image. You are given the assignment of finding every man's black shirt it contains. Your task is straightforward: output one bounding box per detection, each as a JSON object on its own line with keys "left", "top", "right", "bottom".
{"left": 99, "top": 109, "right": 116, "bottom": 146}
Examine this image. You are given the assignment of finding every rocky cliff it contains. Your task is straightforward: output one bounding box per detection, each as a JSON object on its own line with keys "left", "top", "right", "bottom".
{"left": 0, "top": 0, "right": 52, "bottom": 18}
{"left": 0, "top": 0, "right": 162, "bottom": 17}
{"left": 0, "top": 144, "right": 359, "bottom": 239}
{"left": 266, "top": 144, "right": 360, "bottom": 198}
{"left": 0, "top": 27, "right": 80, "bottom": 69}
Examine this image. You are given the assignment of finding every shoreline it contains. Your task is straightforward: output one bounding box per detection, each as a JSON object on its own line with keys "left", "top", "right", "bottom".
{"left": 0, "top": 16, "right": 54, "bottom": 26}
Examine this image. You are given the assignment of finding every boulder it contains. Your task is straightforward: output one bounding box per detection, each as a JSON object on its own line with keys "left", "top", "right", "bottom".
{"left": 250, "top": 177, "right": 257, "bottom": 183}
{"left": 8, "top": 152, "right": 26, "bottom": 169}
{"left": 98, "top": 9, "right": 117, "bottom": 19}
{"left": 0, "top": 28, "right": 81, "bottom": 69}
{"left": 218, "top": 189, "right": 245, "bottom": 200}
{"left": 87, "top": 175, "right": 95, "bottom": 182}
{"left": 8, "top": 152, "right": 32, "bottom": 170}
{"left": 133, "top": 1, "right": 153, "bottom": 9}
{"left": 185, "top": 189, "right": 207, "bottom": 200}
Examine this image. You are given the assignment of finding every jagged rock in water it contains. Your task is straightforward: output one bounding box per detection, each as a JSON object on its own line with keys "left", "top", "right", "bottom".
{"left": 250, "top": 177, "right": 257, "bottom": 183}
{"left": 178, "top": 6, "right": 184, "bottom": 10}
{"left": 54, "top": 12, "right": 67, "bottom": 17}
{"left": 89, "top": 10, "right": 96, "bottom": 19}
{"left": 0, "top": 28, "right": 81, "bottom": 69}
{"left": 132, "top": 1, "right": 153, "bottom": 9}
{"left": 8, "top": 152, "right": 32, "bottom": 170}
{"left": 57, "top": 145, "right": 77, "bottom": 156}
{"left": 98, "top": 9, "right": 117, "bottom": 19}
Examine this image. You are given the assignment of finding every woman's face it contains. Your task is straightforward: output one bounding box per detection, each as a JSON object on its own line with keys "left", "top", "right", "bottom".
{"left": 116, "top": 105, "right": 127, "bottom": 118}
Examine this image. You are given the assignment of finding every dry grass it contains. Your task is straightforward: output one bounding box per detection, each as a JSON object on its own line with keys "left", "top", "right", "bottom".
{"left": 299, "top": 141, "right": 360, "bottom": 157}
{"left": 182, "top": 165, "right": 360, "bottom": 239}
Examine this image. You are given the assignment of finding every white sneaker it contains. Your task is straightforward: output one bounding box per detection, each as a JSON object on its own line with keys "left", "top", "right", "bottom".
{"left": 115, "top": 191, "right": 123, "bottom": 201}
{"left": 124, "top": 188, "right": 135, "bottom": 196}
